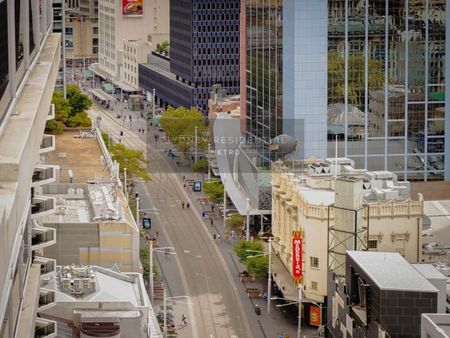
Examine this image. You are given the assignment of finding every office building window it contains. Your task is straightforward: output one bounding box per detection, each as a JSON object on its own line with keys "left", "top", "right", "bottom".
{"left": 311, "top": 281, "right": 318, "bottom": 290}
{"left": 310, "top": 257, "right": 319, "bottom": 269}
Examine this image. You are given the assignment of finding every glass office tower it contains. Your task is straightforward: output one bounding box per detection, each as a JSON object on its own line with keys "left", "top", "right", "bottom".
{"left": 328, "top": 0, "right": 447, "bottom": 181}
{"left": 245, "top": 0, "right": 283, "bottom": 164}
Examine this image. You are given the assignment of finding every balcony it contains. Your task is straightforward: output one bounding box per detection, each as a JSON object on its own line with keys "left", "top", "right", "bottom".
{"left": 35, "top": 318, "right": 57, "bottom": 338}
{"left": 47, "top": 103, "right": 55, "bottom": 120}
{"left": 32, "top": 165, "right": 57, "bottom": 187}
{"left": 31, "top": 223, "right": 56, "bottom": 251}
{"left": 31, "top": 196, "right": 56, "bottom": 219}
{"left": 39, "top": 134, "right": 55, "bottom": 154}
{"left": 38, "top": 289, "right": 56, "bottom": 312}
{"left": 33, "top": 256, "right": 56, "bottom": 277}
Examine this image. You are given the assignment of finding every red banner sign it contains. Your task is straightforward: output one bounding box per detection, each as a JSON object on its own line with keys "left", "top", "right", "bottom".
{"left": 292, "top": 230, "right": 303, "bottom": 284}
{"left": 310, "top": 305, "right": 321, "bottom": 326}
{"left": 122, "top": 0, "right": 143, "bottom": 16}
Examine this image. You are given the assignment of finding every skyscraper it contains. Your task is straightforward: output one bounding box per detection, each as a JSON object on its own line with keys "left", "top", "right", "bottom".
{"left": 326, "top": 0, "right": 447, "bottom": 181}
{"left": 0, "top": 1, "right": 61, "bottom": 337}
{"left": 140, "top": 0, "right": 240, "bottom": 113}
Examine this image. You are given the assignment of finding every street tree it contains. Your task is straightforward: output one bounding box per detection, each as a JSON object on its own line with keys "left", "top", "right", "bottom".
{"left": 226, "top": 214, "right": 245, "bottom": 233}
{"left": 234, "top": 240, "right": 264, "bottom": 263}
{"left": 191, "top": 158, "right": 208, "bottom": 172}
{"left": 140, "top": 246, "right": 159, "bottom": 281}
{"left": 109, "top": 143, "right": 150, "bottom": 181}
{"left": 160, "top": 106, "right": 207, "bottom": 157}
{"left": 246, "top": 255, "right": 269, "bottom": 279}
{"left": 66, "top": 83, "right": 92, "bottom": 115}
{"left": 203, "top": 180, "right": 224, "bottom": 204}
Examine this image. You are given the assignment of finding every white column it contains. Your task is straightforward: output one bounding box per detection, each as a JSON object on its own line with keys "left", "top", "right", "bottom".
{"left": 136, "top": 197, "right": 140, "bottom": 226}
{"left": 267, "top": 238, "right": 272, "bottom": 313}
{"left": 246, "top": 198, "right": 250, "bottom": 241}
{"left": 124, "top": 168, "right": 128, "bottom": 202}
{"left": 149, "top": 239, "right": 154, "bottom": 303}
{"left": 297, "top": 285, "right": 302, "bottom": 338}
{"left": 207, "top": 143, "right": 211, "bottom": 180}
{"left": 163, "top": 288, "right": 167, "bottom": 338}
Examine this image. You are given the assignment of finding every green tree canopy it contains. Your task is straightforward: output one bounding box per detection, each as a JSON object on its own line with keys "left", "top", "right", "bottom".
{"left": 66, "top": 83, "right": 92, "bottom": 115}
{"left": 52, "top": 90, "right": 72, "bottom": 123}
{"left": 246, "top": 255, "right": 269, "bottom": 279}
{"left": 140, "top": 246, "right": 159, "bottom": 281}
{"left": 191, "top": 158, "right": 208, "bottom": 172}
{"left": 226, "top": 214, "right": 245, "bottom": 233}
{"left": 203, "top": 180, "right": 224, "bottom": 204}
{"left": 109, "top": 143, "right": 150, "bottom": 181}
{"left": 234, "top": 240, "right": 264, "bottom": 263}
{"left": 160, "top": 106, "right": 207, "bottom": 156}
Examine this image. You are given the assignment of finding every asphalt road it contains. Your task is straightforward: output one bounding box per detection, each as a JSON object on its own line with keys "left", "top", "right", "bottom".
{"left": 88, "top": 104, "right": 253, "bottom": 338}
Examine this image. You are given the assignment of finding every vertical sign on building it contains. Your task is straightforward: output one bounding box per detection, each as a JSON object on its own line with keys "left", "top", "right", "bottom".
{"left": 292, "top": 230, "right": 303, "bottom": 284}
{"left": 122, "top": 0, "right": 143, "bottom": 16}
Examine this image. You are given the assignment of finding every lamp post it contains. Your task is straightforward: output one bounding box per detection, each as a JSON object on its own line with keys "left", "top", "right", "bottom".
{"left": 147, "top": 241, "right": 175, "bottom": 302}
{"left": 246, "top": 237, "right": 272, "bottom": 313}
{"left": 123, "top": 168, "right": 128, "bottom": 202}
{"left": 194, "top": 126, "right": 198, "bottom": 163}
{"left": 135, "top": 196, "right": 140, "bottom": 225}
{"left": 273, "top": 289, "right": 324, "bottom": 338}
{"left": 246, "top": 198, "right": 250, "bottom": 241}
{"left": 207, "top": 143, "right": 211, "bottom": 180}
{"left": 152, "top": 88, "right": 156, "bottom": 120}
{"left": 223, "top": 178, "right": 227, "bottom": 229}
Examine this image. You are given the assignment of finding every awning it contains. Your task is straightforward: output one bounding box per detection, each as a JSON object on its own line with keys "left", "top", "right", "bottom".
{"left": 101, "top": 83, "right": 114, "bottom": 93}
{"left": 84, "top": 69, "right": 93, "bottom": 79}
{"left": 89, "top": 88, "right": 113, "bottom": 102}
{"left": 213, "top": 113, "right": 270, "bottom": 215}
{"left": 271, "top": 253, "right": 298, "bottom": 301}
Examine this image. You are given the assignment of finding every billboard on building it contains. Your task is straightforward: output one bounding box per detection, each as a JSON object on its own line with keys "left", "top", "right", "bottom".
{"left": 122, "top": 0, "right": 143, "bottom": 16}
{"left": 292, "top": 230, "right": 303, "bottom": 284}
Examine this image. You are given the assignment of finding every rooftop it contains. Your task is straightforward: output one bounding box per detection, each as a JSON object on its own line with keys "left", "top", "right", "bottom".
{"left": 347, "top": 251, "right": 439, "bottom": 293}
{"left": 44, "top": 131, "right": 108, "bottom": 183}
{"left": 46, "top": 265, "right": 143, "bottom": 306}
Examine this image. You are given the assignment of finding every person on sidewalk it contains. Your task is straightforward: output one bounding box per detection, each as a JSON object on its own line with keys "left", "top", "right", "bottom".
{"left": 186, "top": 202, "right": 190, "bottom": 209}
{"left": 181, "top": 314, "right": 187, "bottom": 326}
{"left": 182, "top": 201, "right": 185, "bottom": 209}
{"left": 210, "top": 218, "right": 214, "bottom": 228}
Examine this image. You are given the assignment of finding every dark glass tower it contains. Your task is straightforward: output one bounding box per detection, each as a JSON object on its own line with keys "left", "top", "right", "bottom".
{"left": 140, "top": 0, "right": 240, "bottom": 114}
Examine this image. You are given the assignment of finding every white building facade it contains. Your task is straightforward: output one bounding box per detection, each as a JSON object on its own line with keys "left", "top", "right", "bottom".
{"left": 97, "top": 0, "right": 169, "bottom": 90}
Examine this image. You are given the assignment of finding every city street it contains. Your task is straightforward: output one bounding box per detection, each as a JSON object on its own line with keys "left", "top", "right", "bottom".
{"left": 87, "top": 102, "right": 254, "bottom": 338}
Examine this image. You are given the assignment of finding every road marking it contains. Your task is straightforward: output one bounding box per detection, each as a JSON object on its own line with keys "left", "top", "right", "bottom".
{"left": 184, "top": 250, "right": 190, "bottom": 254}
{"left": 169, "top": 204, "right": 176, "bottom": 207}
{"left": 195, "top": 255, "right": 202, "bottom": 259}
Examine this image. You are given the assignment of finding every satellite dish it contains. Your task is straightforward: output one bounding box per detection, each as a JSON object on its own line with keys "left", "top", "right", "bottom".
{"left": 271, "top": 134, "right": 298, "bottom": 155}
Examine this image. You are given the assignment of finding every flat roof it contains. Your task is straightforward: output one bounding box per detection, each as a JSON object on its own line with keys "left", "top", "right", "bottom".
{"left": 44, "top": 132, "right": 108, "bottom": 183}
{"left": 47, "top": 267, "right": 142, "bottom": 306}
{"left": 412, "top": 264, "right": 447, "bottom": 280}
{"left": 298, "top": 186, "right": 335, "bottom": 206}
{"left": 347, "top": 251, "right": 439, "bottom": 293}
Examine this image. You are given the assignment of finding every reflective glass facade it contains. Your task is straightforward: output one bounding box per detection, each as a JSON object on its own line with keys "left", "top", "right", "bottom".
{"left": 327, "top": 0, "right": 447, "bottom": 181}
{"left": 245, "top": 0, "right": 283, "bottom": 164}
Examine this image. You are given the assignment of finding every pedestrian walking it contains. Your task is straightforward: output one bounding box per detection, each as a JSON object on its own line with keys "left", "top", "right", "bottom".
{"left": 210, "top": 218, "right": 214, "bottom": 228}
{"left": 213, "top": 234, "right": 216, "bottom": 240}
{"left": 182, "top": 201, "right": 185, "bottom": 209}
{"left": 186, "top": 202, "right": 190, "bottom": 209}
{"left": 181, "top": 314, "right": 187, "bottom": 326}
{"left": 211, "top": 205, "right": 215, "bottom": 212}
{"left": 156, "top": 230, "right": 159, "bottom": 237}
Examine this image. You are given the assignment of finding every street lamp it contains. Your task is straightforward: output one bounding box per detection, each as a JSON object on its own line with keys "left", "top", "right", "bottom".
{"left": 162, "top": 292, "right": 192, "bottom": 338}
{"left": 194, "top": 126, "right": 198, "bottom": 163}
{"left": 272, "top": 289, "right": 324, "bottom": 338}
{"left": 147, "top": 240, "right": 175, "bottom": 303}
{"left": 123, "top": 168, "right": 128, "bottom": 202}
{"left": 246, "top": 198, "right": 250, "bottom": 241}
{"left": 246, "top": 237, "right": 272, "bottom": 313}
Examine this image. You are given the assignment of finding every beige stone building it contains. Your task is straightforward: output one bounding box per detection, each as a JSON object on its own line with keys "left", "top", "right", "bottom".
{"left": 122, "top": 39, "right": 153, "bottom": 91}
{"left": 96, "top": 0, "right": 169, "bottom": 91}
{"left": 65, "top": 17, "right": 98, "bottom": 64}
{"left": 271, "top": 158, "right": 424, "bottom": 305}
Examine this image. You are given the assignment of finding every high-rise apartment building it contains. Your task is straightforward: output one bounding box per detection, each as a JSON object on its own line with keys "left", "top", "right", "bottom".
{"left": 139, "top": 0, "right": 240, "bottom": 113}
{"left": 0, "top": 1, "right": 61, "bottom": 337}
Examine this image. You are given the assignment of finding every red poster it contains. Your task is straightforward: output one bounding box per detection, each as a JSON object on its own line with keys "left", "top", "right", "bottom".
{"left": 122, "top": 0, "right": 143, "bottom": 16}
{"left": 310, "top": 305, "right": 321, "bottom": 326}
{"left": 292, "top": 230, "right": 303, "bottom": 284}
